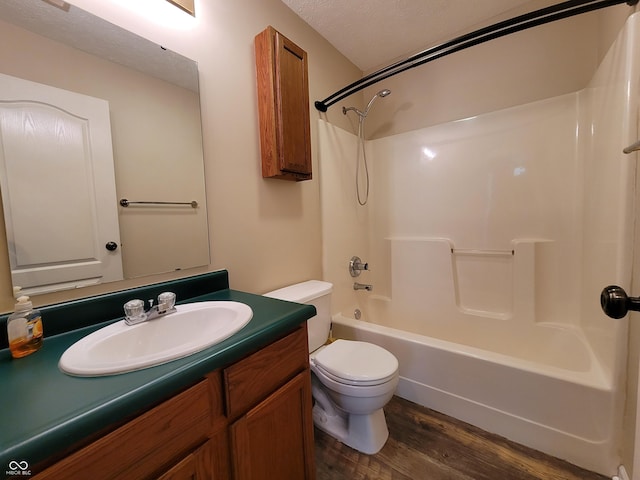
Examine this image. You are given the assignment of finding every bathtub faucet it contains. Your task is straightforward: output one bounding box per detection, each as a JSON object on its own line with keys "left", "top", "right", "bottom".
{"left": 353, "top": 282, "right": 373, "bottom": 292}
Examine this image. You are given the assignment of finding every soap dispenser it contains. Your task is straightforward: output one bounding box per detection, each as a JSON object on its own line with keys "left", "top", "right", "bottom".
{"left": 7, "top": 292, "right": 43, "bottom": 359}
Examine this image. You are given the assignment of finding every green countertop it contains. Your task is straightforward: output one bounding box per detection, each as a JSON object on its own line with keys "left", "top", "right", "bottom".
{"left": 0, "top": 275, "right": 315, "bottom": 476}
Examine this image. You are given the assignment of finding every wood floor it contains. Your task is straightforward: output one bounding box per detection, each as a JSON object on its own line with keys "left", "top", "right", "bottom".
{"left": 315, "top": 396, "right": 608, "bottom": 480}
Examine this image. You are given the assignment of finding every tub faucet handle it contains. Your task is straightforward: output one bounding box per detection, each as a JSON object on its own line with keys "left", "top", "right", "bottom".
{"left": 349, "top": 256, "right": 370, "bottom": 277}
{"left": 600, "top": 285, "right": 640, "bottom": 319}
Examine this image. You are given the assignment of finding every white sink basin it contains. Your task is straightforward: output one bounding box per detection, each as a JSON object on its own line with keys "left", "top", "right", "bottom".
{"left": 59, "top": 301, "right": 253, "bottom": 376}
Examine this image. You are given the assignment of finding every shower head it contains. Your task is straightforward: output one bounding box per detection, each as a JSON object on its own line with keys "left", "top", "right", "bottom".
{"left": 342, "top": 88, "right": 391, "bottom": 118}
{"left": 342, "top": 88, "right": 391, "bottom": 207}
{"left": 365, "top": 89, "right": 391, "bottom": 114}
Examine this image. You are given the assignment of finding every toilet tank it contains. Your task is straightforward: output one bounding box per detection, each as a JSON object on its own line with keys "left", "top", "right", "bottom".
{"left": 264, "top": 280, "right": 333, "bottom": 353}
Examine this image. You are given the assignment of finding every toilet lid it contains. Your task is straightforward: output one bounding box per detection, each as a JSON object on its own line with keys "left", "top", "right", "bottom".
{"left": 314, "top": 340, "right": 398, "bottom": 384}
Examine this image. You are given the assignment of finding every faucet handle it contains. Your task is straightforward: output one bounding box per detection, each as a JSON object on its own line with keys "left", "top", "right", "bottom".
{"left": 349, "top": 256, "right": 370, "bottom": 277}
{"left": 157, "top": 292, "right": 176, "bottom": 312}
{"left": 124, "top": 299, "right": 146, "bottom": 322}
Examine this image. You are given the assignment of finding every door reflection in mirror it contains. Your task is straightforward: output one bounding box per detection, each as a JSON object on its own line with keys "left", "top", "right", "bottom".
{"left": 0, "top": 0, "right": 209, "bottom": 296}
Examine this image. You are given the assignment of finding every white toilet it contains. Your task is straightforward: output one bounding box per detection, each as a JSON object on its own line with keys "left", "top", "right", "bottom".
{"left": 264, "top": 280, "right": 399, "bottom": 454}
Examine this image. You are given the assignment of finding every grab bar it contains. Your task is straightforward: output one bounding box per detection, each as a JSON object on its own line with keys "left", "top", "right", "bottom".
{"left": 451, "top": 248, "right": 514, "bottom": 256}
{"left": 119, "top": 199, "right": 198, "bottom": 208}
{"left": 623, "top": 140, "right": 640, "bottom": 154}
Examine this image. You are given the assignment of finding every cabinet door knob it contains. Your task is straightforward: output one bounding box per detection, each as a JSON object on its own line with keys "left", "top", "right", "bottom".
{"left": 600, "top": 285, "right": 640, "bottom": 319}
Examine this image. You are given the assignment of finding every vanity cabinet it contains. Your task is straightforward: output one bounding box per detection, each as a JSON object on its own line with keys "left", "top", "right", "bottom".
{"left": 255, "top": 26, "right": 312, "bottom": 181}
{"left": 156, "top": 441, "right": 214, "bottom": 480}
{"left": 32, "top": 325, "right": 315, "bottom": 480}
{"left": 231, "top": 372, "right": 315, "bottom": 479}
{"left": 32, "top": 372, "right": 226, "bottom": 480}
{"left": 226, "top": 325, "right": 315, "bottom": 479}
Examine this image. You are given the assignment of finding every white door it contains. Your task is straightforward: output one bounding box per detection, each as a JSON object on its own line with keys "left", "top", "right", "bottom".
{"left": 0, "top": 73, "right": 123, "bottom": 295}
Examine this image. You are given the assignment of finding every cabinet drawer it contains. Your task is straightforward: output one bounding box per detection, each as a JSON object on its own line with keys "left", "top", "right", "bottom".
{"left": 34, "top": 380, "right": 213, "bottom": 480}
{"left": 224, "top": 325, "right": 308, "bottom": 419}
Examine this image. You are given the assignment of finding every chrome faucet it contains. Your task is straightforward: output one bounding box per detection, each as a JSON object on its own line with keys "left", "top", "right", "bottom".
{"left": 123, "top": 292, "right": 177, "bottom": 325}
{"left": 353, "top": 282, "right": 373, "bottom": 291}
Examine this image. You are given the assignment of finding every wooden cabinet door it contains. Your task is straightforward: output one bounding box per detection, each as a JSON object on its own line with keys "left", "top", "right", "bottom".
{"left": 156, "top": 441, "right": 212, "bottom": 480}
{"left": 255, "top": 26, "right": 312, "bottom": 181}
{"left": 224, "top": 326, "right": 308, "bottom": 420}
{"left": 33, "top": 381, "right": 212, "bottom": 480}
{"left": 230, "top": 371, "right": 316, "bottom": 480}
{"left": 273, "top": 31, "right": 311, "bottom": 176}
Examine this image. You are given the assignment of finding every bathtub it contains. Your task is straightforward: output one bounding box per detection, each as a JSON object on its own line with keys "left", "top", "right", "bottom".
{"left": 331, "top": 312, "right": 619, "bottom": 476}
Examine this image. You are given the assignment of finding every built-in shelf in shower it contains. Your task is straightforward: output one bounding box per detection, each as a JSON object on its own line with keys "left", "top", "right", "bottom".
{"left": 388, "top": 237, "right": 554, "bottom": 323}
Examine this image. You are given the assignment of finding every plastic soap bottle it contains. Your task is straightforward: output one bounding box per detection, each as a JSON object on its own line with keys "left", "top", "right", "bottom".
{"left": 7, "top": 294, "right": 44, "bottom": 359}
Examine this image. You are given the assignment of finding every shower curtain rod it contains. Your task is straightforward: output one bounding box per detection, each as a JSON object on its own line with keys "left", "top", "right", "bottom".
{"left": 314, "top": 0, "right": 639, "bottom": 112}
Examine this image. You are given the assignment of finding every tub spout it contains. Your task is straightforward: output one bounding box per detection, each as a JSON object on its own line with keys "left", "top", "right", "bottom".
{"left": 354, "top": 282, "right": 373, "bottom": 291}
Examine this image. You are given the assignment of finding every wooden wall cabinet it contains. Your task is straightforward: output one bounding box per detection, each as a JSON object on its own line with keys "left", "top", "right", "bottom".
{"left": 255, "top": 26, "right": 312, "bottom": 181}
{"left": 33, "top": 326, "right": 316, "bottom": 480}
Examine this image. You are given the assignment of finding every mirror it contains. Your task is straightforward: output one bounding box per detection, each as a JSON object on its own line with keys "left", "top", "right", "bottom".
{"left": 0, "top": 0, "right": 209, "bottom": 296}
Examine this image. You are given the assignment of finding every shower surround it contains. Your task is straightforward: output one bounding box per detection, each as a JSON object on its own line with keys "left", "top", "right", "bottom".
{"left": 319, "top": 13, "right": 640, "bottom": 476}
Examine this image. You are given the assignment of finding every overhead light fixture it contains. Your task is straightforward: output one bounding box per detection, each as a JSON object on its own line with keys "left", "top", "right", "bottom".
{"left": 41, "top": 0, "right": 70, "bottom": 11}
{"left": 166, "top": 0, "right": 195, "bottom": 16}
{"left": 109, "top": 0, "right": 196, "bottom": 28}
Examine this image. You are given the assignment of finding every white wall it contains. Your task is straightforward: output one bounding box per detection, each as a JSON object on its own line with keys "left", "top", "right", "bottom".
{"left": 320, "top": 91, "right": 609, "bottom": 352}
{"left": 0, "top": 0, "right": 362, "bottom": 312}
{"left": 358, "top": 3, "right": 635, "bottom": 139}
{"left": 320, "top": 2, "right": 638, "bottom": 324}
{"left": 320, "top": 10, "right": 640, "bottom": 476}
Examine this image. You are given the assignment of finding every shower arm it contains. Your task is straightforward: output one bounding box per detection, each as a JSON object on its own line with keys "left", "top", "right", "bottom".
{"left": 314, "top": 0, "right": 640, "bottom": 112}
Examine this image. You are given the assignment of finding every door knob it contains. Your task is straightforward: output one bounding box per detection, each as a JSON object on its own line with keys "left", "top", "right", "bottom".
{"left": 105, "top": 241, "right": 118, "bottom": 252}
{"left": 600, "top": 285, "right": 640, "bottom": 319}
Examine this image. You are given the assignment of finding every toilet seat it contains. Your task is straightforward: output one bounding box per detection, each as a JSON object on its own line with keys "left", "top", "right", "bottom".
{"left": 312, "top": 340, "right": 398, "bottom": 386}
{"left": 313, "top": 364, "right": 397, "bottom": 387}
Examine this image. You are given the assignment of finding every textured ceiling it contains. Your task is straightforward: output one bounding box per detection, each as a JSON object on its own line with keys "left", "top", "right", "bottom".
{"left": 0, "top": 0, "right": 198, "bottom": 91}
{"left": 281, "top": 0, "right": 548, "bottom": 71}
